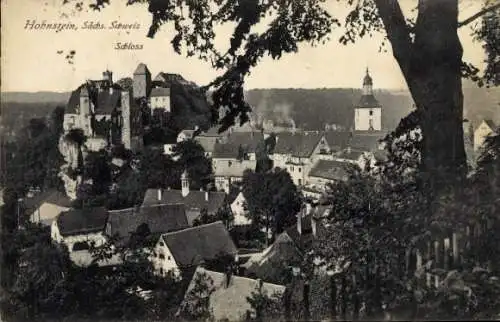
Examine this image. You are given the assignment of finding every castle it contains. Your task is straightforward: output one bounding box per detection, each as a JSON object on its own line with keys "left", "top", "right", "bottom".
{"left": 62, "top": 63, "right": 182, "bottom": 152}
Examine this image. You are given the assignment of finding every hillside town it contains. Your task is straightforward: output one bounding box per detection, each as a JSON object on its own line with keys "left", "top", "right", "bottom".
{"left": 2, "top": 56, "right": 499, "bottom": 321}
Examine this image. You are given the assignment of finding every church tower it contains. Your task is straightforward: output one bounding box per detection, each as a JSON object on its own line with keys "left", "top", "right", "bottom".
{"left": 79, "top": 87, "right": 92, "bottom": 136}
{"left": 133, "top": 63, "right": 151, "bottom": 98}
{"left": 181, "top": 170, "right": 190, "bottom": 197}
{"left": 354, "top": 68, "right": 382, "bottom": 131}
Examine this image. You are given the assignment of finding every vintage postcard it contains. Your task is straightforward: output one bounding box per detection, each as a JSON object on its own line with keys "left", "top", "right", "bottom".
{"left": 1, "top": 0, "right": 499, "bottom": 321}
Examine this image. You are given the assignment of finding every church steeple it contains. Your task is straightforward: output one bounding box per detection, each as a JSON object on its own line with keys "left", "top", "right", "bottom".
{"left": 362, "top": 67, "right": 373, "bottom": 95}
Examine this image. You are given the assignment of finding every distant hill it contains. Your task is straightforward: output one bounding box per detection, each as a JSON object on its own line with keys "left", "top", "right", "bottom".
{"left": 1, "top": 84, "right": 498, "bottom": 132}
{"left": 1, "top": 91, "right": 70, "bottom": 104}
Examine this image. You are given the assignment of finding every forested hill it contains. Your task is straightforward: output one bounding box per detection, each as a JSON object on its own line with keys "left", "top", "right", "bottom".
{"left": 2, "top": 84, "right": 498, "bottom": 133}
{"left": 245, "top": 86, "right": 500, "bottom": 131}
{"left": 245, "top": 88, "right": 414, "bottom": 131}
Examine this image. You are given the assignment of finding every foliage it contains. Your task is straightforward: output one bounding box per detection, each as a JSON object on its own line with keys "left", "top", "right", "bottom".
{"left": 173, "top": 139, "right": 213, "bottom": 190}
{"left": 178, "top": 271, "right": 215, "bottom": 321}
{"left": 242, "top": 168, "right": 302, "bottom": 240}
{"left": 193, "top": 205, "right": 234, "bottom": 229}
{"left": 246, "top": 287, "right": 284, "bottom": 321}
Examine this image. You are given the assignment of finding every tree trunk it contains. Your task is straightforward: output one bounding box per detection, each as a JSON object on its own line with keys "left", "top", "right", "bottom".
{"left": 375, "top": 0, "right": 467, "bottom": 194}
{"left": 410, "top": 0, "right": 466, "bottom": 191}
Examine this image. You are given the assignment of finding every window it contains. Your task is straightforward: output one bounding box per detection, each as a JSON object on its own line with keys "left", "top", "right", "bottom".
{"left": 228, "top": 161, "right": 232, "bottom": 167}
{"left": 72, "top": 241, "right": 90, "bottom": 251}
{"left": 298, "top": 167, "right": 302, "bottom": 173}
{"left": 168, "top": 256, "right": 171, "bottom": 260}
{"left": 369, "top": 110, "right": 373, "bottom": 116}
{"left": 159, "top": 254, "right": 165, "bottom": 260}
{"left": 298, "top": 179, "right": 302, "bottom": 186}
{"left": 290, "top": 166, "right": 294, "bottom": 172}
{"left": 160, "top": 268, "right": 164, "bottom": 275}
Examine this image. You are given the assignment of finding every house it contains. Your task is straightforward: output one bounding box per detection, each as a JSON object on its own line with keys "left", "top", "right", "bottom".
{"left": 23, "top": 189, "right": 72, "bottom": 226}
{"left": 271, "top": 132, "right": 328, "bottom": 186}
{"left": 214, "top": 159, "right": 256, "bottom": 193}
{"left": 150, "top": 87, "right": 171, "bottom": 113}
{"left": 334, "top": 148, "right": 365, "bottom": 165}
{"left": 474, "top": 119, "right": 497, "bottom": 152}
{"left": 179, "top": 266, "right": 286, "bottom": 321}
{"left": 50, "top": 207, "right": 120, "bottom": 266}
{"left": 177, "top": 129, "right": 195, "bottom": 143}
{"left": 306, "top": 159, "right": 350, "bottom": 192}
{"left": 348, "top": 131, "right": 386, "bottom": 152}
{"left": 230, "top": 191, "right": 252, "bottom": 227}
{"left": 105, "top": 203, "right": 189, "bottom": 245}
{"left": 151, "top": 221, "right": 238, "bottom": 277}
{"left": 324, "top": 131, "right": 351, "bottom": 153}
{"left": 195, "top": 126, "right": 227, "bottom": 157}
{"left": 142, "top": 171, "right": 227, "bottom": 225}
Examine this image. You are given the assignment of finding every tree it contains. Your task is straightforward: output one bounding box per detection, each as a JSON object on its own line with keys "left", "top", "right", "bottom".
{"left": 178, "top": 271, "right": 215, "bottom": 321}
{"left": 246, "top": 286, "right": 284, "bottom": 321}
{"left": 172, "top": 139, "right": 213, "bottom": 190}
{"left": 242, "top": 168, "right": 302, "bottom": 243}
{"left": 70, "top": 0, "right": 500, "bottom": 194}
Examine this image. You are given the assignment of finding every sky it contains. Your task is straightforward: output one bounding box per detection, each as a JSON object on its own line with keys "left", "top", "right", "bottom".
{"left": 0, "top": 0, "right": 487, "bottom": 92}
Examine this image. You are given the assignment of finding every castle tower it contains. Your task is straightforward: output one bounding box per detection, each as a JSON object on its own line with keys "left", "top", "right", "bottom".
{"left": 121, "top": 90, "right": 132, "bottom": 149}
{"left": 354, "top": 68, "right": 382, "bottom": 131}
{"left": 102, "top": 70, "right": 113, "bottom": 84}
{"left": 79, "top": 87, "right": 92, "bottom": 136}
{"left": 133, "top": 63, "right": 151, "bottom": 98}
{"left": 181, "top": 170, "right": 190, "bottom": 197}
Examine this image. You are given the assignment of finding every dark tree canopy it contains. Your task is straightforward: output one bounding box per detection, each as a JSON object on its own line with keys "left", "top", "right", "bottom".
{"left": 64, "top": 0, "right": 500, "bottom": 195}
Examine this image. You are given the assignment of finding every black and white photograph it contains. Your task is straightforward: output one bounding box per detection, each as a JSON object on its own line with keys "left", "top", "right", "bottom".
{"left": 0, "top": 0, "right": 499, "bottom": 320}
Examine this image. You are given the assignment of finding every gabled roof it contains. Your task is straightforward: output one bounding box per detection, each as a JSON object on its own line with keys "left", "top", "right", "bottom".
{"left": 482, "top": 119, "right": 497, "bottom": 131}
{"left": 357, "top": 94, "right": 381, "bottom": 108}
{"left": 195, "top": 136, "right": 218, "bottom": 153}
{"left": 337, "top": 150, "right": 364, "bottom": 161}
{"left": 309, "top": 160, "right": 349, "bottom": 181}
{"left": 23, "top": 189, "right": 72, "bottom": 215}
{"left": 161, "top": 221, "right": 237, "bottom": 267}
{"left": 181, "top": 267, "right": 285, "bottom": 322}
{"left": 212, "top": 132, "right": 264, "bottom": 159}
{"left": 95, "top": 90, "right": 121, "bottom": 115}
{"left": 134, "top": 63, "right": 150, "bottom": 75}
{"left": 106, "top": 204, "right": 189, "bottom": 241}
{"left": 214, "top": 160, "right": 256, "bottom": 178}
{"left": 57, "top": 207, "right": 108, "bottom": 237}
{"left": 324, "top": 131, "right": 351, "bottom": 151}
{"left": 150, "top": 87, "right": 171, "bottom": 97}
{"left": 274, "top": 132, "right": 324, "bottom": 158}
{"left": 66, "top": 84, "right": 87, "bottom": 114}
{"left": 349, "top": 132, "right": 385, "bottom": 151}
{"left": 154, "top": 72, "right": 185, "bottom": 84}
{"left": 142, "top": 189, "right": 226, "bottom": 214}
{"left": 198, "top": 126, "right": 224, "bottom": 137}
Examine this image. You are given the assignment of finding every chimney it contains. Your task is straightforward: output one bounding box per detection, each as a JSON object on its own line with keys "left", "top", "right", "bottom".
{"left": 109, "top": 87, "right": 114, "bottom": 95}
{"left": 346, "top": 146, "right": 352, "bottom": 154}
{"left": 205, "top": 191, "right": 209, "bottom": 201}
{"left": 297, "top": 210, "right": 302, "bottom": 235}
{"left": 157, "top": 188, "right": 162, "bottom": 201}
{"left": 167, "top": 186, "right": 171, "bottom": 191}
{"left": 311, "top": 216, "right": 317, "bottom": 238}
{"left": 225, "top": 268, "right": 232, "bottom": 288}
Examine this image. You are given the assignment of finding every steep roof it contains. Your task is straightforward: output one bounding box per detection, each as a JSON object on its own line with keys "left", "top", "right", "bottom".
{"left": 142, "top": 189, "right": 226, "bottom": 214}
{"left": 212, "top": 132, "right": 263, "bottom": 159}
{"left": 134, "top": 63, "right": 150, "bottom": 75}
{"left": 154, "top": 72, "right": 185, "bottom": 84}
{"left": 161, "top": 221, "right": 237, "bottom": 267}
{"left": 95, "top": 90, "right": 121, "bottom": 115}
{"left": 56, "top": 207, "right": 108, "bottom": 237}
{"left": 349, "top": 132, "right": 385, "bottom": 151}
{"left": 181, "top": 267, "right": 285, "bottom": 322}
{"left": 106, "top": 204, "right": 189, "bottom": 241}
{"left": 23, "top": 189, "right": 72, "bottom": 215}
{"left": 150, "top": 87, "right": 171, "bottom": 97}
{"left": 214, "top": 160, "right": 256, "bottom": 178}
{"left": 309, "top": 160, "right": 349, "bottom": 181}
{"left": 483, "top": 119, "right": 497, "bottom": 130}
{"left": 324, "top": 131, "right": 351, "bottom": 151}
{"left": 195, "top": 136, "right": 218, "bottom": 153}
{"left": 357, "top": 94, "right": 381, "bottom": 108}
{"left": 274, "top": 132, "right": 324, "bottom": 158}
{"left": 66, "top": 85, "right": 87, "bottom": 114}
{"left": 199, "top": 126, "right": 224, "bottom": 137}
{"left": 337, "top": 150, "right": 364, "bottom": 161}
